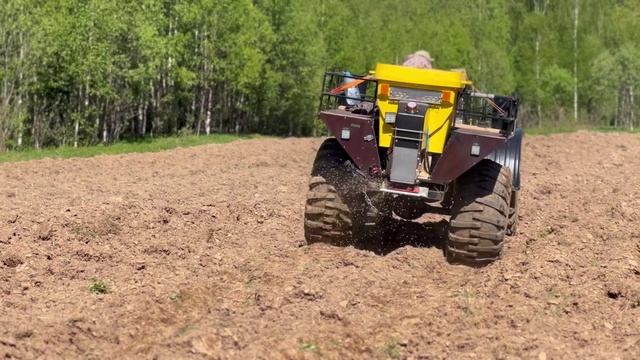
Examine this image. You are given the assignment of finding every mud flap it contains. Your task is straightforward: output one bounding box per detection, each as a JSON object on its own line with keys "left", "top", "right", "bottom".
{"left": 485, "top": 128, "right": 523, "bottom": 190}
{"left": 318, "top": 109, "right": 381, "bottom": 173}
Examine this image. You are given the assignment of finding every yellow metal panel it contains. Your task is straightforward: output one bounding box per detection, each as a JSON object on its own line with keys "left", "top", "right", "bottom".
{"left": 424, "top": 93, "right": 454, "bottom": 154}
{"left": 374, "top": 63, "right": 470, "bottom": 89}
{"left": 378, "top": 100, "right": 396, "bottom": 148}
{"left": 378, "top": 90, "right": 456, "bottom": 154}
{"left": 374, "top": 63, "right": 468, "bottom": 152}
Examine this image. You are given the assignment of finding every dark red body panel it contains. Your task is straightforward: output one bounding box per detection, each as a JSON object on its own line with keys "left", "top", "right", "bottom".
{"left": 319, "top": 109, "right": 509, "bottom": 183}
{"left": 430, "top": 128, "right": 507, "bottom": 183}
{"left": 318, "top": 109, "right": 381, "bottom": 173}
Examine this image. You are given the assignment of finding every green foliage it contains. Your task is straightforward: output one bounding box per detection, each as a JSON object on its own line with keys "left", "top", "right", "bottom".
{"left": 298, "top": 341, "right": 319, "bottom": 353}
{"left": 541, "top": 65, "right": 574, "bottom": 107}
{"left": 1, "top": 0, "right": 639, "bottom": 152}
{"left": 383, "top": 338, "right": 401, "bottom": 359}
{"left": 88, "top": 280, "right": 109, "bottom": 295}
{"left": 0, "top": 133, "right": 251, "bottom": 163}
{"left": 169, "top": 292, "right": 182, "bottom": 304}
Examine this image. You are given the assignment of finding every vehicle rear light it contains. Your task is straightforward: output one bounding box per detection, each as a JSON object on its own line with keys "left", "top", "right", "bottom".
{"left": 380, "top": 84, "right": 390, "bottom": 97}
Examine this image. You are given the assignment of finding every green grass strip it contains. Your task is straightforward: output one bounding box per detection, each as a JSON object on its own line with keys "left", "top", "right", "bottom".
{"left": 0, "top": 134, "right": 257, "bottom": 164}
{"left": 525, "top": 126, "right": 640, "bottom": 136}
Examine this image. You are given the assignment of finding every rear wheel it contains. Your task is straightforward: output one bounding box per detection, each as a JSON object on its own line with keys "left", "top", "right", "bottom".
{"left": 303, "top": 139, "right": 367, "bottom": 246}
{"left": 447, "top": 160, "right": 511, "bottom": 266}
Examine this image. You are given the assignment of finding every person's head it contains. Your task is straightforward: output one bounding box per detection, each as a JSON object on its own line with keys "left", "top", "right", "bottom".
{"left": 410, "top": 50, "right": 434, "bottom": 62}
{"left": 402, "top": 50, "right": 434, "bottom": 69}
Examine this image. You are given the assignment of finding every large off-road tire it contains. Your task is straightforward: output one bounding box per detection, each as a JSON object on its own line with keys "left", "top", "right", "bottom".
{"left": 304, "top": 139, "right": 365, "bottom": 246}
{"left": 304, "top": 176, "right": 353, "bottom": 245}
{"left": 506, "top": 190, "right": 519, "bottom": 236}
{"left": 447, "top": 160, "right": 512, "bottom": 266}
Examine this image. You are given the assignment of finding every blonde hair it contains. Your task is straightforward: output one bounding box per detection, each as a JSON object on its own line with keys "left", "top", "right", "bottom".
{"left": 409, "top": 50, "right": 434, "bottom": 61}
{"left": 402, "top": 50, "right": 434, "bottom": 69}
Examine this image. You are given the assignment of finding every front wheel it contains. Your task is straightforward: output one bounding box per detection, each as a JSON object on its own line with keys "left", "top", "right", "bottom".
{"left": 303, "top": 139, "right": 367, "bottom": 246}
{"left": 447, "top": 160, "right": 512, "bottom": 266}
{"left": 304, "top": 176, "right": 353, "bottom": 245}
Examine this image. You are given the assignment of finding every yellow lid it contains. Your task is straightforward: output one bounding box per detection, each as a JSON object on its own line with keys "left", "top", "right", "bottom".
{"left": 374, "top": 63, "right": 471, "bottom": 89}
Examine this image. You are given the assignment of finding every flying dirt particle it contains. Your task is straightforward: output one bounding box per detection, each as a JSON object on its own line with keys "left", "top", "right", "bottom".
{"left": 604, "top": 322, "right": 614, "bottom": 330}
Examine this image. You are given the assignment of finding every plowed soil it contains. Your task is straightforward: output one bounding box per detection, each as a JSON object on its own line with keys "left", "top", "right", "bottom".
{"left": 1, "top": 131, "right": 639, "bottom": 359}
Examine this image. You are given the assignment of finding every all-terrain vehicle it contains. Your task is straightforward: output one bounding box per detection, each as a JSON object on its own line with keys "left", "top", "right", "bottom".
{"left": 303, "top": 63, "right": 522, "bottom": 266}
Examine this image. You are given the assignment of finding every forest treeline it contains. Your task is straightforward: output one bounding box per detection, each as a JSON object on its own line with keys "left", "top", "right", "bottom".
{"left": 1, "top": 0, "right": 639, "bottom": 150}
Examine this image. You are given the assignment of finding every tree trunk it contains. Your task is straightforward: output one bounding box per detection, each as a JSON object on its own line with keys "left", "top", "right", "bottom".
{"left": 217, "top": 86, "right": 224, "bottom": 133}
{"left": 33, "top": 94, "right": 41, "bottom": 150}
{"left": 138, "top": 103, "right": 144, "bottom": 136}
{"left": 74, "top": 86, "right": 82, "bottom": 148}
{"left": 535, "top": 33, "right": 541, "bottom": 126}
{"left": 141, "top": 102, "right": 147, "bottom": 136}
{"left": 630, "top": 85, "right": 635, "bottom": 131}
{"left": 191, "top": 87, "right": 197, "bottom": 133}
{"left": 102, "top": 118, "right": 108, "bottom": 143}
{"left": 113, "top": 104, "right": 120, "bottom": 142}
{"left": 205, "top": 87, "right": 212, "bottom": 135}
{"left": 197, "top": 86, "right": 205, "bottom": 135}
{"left": 74, "top": 117, "right": 79, "bottom": 148}
{"left": 102, "top": 101, "right": 109, "bottom": 143}
{"left": 17, "top": 27, "right": 24, "bottom": 147}
{"left": 573, "top": 0, "right": 579, "bottom": 123}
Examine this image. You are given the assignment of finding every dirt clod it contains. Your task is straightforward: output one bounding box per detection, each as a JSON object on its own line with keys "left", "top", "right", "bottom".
{"left": 2, "top": 255, "right": 23, "bottom": 268}
{"left": 36, "top": 224, "right": 53, "bottom": 241}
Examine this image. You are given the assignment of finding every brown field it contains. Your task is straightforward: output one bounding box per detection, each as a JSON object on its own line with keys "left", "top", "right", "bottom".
{"left": 1, "top": 131, "right": 639, "bottom": 359}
